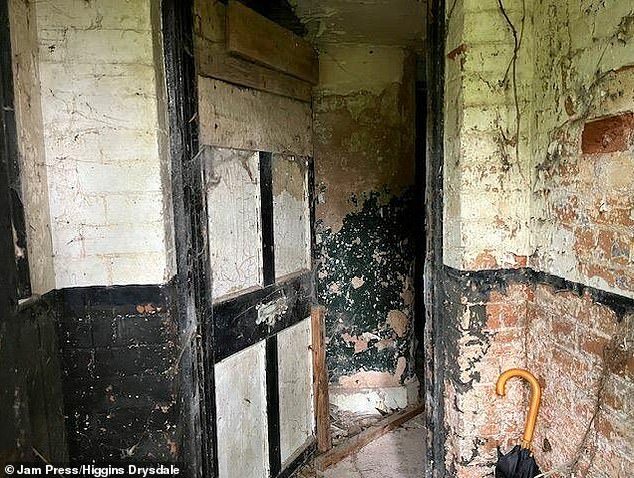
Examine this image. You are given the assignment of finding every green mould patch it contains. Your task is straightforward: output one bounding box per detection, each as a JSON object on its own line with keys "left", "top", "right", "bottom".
{"left": 316, "top": 189, "right": 416, "bottom": 384}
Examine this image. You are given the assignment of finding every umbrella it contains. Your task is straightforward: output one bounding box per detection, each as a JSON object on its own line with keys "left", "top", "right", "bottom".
{"left": 495, "top": 368, "right": 543, "bottom": 478}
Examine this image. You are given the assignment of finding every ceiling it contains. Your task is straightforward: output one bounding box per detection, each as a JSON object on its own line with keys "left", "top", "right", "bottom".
{"left": 290, "top": 0, "right": 427, "bottom": 49}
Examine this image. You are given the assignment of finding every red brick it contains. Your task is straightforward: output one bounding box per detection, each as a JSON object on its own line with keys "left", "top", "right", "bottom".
{"left": 486, "top": 302, "right": 523, "bottom": 329}
{"left": 551, "top": 316, "right": 576, "bottom": 347}
{"left": 471, "top": 250, "right": 499, "bottom": 269}
{"left": 579, "top": 329, "right": 610, "bottom": 359}
{"left": 574, "top": 227, "right": 596, "bottom": 258}
{"left": 596, "top": 229, "right": 616, "bottom": 260}
{"left": 552, "top": 195, "right": 579, "bottom": 224}
{"left": 610, "top": 234, "right": 632, "bottom": 265}
{"left": 447, "top": 43, "right": 467, "bottom": 60}
{"left": 581, "top": 113, "right": 634, "bottom": 154}
{"left": 588, "top": 301, "right": 618, "bottom": 335}
{"left": 579, "top": 263, "right": 616, "bottom": 287}
{"left": 602, "top": 379, "right": 626, "bottom": 413}
{"left": 590, "top": 194, "right": 634, "bottom": 228}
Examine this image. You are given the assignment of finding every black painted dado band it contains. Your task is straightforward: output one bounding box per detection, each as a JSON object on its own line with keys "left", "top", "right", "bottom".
{"left": 443, "top": 265, "right": 634, "bottom": 318}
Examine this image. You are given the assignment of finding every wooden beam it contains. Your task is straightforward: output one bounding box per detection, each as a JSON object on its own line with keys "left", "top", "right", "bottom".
{"left": 311, "top": 306, "right": 331, "bottom": 453}
{"left": 226, "top": 0, "right": 319, "bottom": 85}
{"left": 195, "top": 35, "right": 312, "bottom": 102}
{"left": 315, "top": 405, "right": 424, "bottom": 471}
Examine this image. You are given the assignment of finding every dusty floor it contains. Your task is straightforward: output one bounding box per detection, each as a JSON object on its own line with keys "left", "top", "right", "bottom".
{"left": 296, "top": 415, "right": 426, "bottom": 477}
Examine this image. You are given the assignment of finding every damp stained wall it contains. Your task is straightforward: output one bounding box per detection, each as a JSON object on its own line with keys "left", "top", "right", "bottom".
{"left": 313, "top": 44, "right": 419, "bottom": 408}
{"left": 441, "top": 1, "right": 634, "bottom": 477}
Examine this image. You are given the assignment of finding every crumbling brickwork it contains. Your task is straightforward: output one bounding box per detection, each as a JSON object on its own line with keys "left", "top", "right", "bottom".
{"left": 528, "top": 285, "right": 633, "bottom": 477}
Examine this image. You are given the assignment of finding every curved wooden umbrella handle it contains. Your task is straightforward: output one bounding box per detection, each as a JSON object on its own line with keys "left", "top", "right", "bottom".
{"left": 496, "top": 368, "right": 542, "bottom": 449}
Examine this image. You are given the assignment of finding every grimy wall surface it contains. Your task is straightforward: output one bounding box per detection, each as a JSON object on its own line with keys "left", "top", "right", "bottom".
{"left": 5, "top": 0, "right": 184, "bottom": 469}
{"left": 313, "top": 44, "right": 419, "bottom": 412}
{"left": 442, "top": 1, "right": 634, "bottom": 477}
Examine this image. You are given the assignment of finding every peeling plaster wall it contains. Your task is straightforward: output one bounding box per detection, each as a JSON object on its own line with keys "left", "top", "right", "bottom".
{"left": 314, "top": 44, "right": 419, "bottom": 408}
{"left": 442, "top": 1, "right": 634, "bottom": 477}
{"left": 444, "top": 0, "right": 533, "bottom": 271}
{"left": 441, "top": 272, "right": 532, "bottom": 477}
{"left": 34, "top": 0, "right": 174, "bottom": 289}
{"left": 530, "top": 0, "right": 634, "bottom": 298}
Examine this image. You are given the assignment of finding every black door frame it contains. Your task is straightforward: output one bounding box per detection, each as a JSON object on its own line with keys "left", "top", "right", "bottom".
{"left": 162, "top": 3, "right": 318, "bottom": 477}
{"left": 424, "top": 0, "right": 447, "bottom": 477}
{"left": 161, "top": 2, "right": 217, "bottom": 477}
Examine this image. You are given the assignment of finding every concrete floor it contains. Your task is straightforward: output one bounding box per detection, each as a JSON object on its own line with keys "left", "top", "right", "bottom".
{"left": 297, "top": 415, "right": 426, "bottom": 477}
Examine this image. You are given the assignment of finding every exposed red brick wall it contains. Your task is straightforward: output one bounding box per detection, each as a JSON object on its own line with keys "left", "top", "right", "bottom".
{"left": 443, "top": 277, "right": 633, "bottom": 478}
{"left": 527, "top": 285, "right": 633, "bottom": 478}
{"left": 442, "top": 280, "right": 533, "bottom": 477}
{"left": 582, "top": 113, "right": 634, "bottom": 155}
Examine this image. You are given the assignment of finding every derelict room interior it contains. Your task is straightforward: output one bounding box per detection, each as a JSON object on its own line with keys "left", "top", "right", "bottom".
{"left": 0, "top": 0, "right": 632, "bottom": 477}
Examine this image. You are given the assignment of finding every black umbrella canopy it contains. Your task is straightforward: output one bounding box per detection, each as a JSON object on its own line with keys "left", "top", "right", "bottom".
{"left": 494, "top": 369, "right": 544, "bottom": 478}
{"left": 495, "top": 445, "right": 541, "bottom": 478}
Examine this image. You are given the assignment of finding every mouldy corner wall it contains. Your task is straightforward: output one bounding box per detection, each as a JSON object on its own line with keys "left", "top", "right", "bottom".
{"left": 441, "top": 1, "right": 634, "bottom": 477}
{"left": 313, "top": 44, "right": 419, "bottom": 412}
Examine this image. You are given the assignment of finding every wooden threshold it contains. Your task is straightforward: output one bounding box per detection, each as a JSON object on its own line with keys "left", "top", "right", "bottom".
{"left": 314, "top": 404, "right": 425, "bottom": 471}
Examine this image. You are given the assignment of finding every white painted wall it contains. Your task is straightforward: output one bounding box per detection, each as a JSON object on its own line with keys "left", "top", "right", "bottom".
{"left": 12, "top": 0, "right": 176, "bottom": 289}
{"left": 272, "top": 155, "right": 311, "bottom": 279}
{"left": 278, "top": 318, "right": 315, "bottom": 465}
{"left": 215, "top": 342, "right": 270, "bottom": 478}
{"left": 206, "top": 148, "right": 263, "bottom": 300}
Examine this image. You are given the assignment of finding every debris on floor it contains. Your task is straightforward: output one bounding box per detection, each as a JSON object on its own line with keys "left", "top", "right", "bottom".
{"left": 294, "top": 415, "right": 426, "bottom": 477}
{"left": 329, "top": 404, "right": 389, "bottom": 446}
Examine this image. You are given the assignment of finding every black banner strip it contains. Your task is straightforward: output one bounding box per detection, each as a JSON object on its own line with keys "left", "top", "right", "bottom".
{"left": 213, "top": 272, "right": 312, "bottom": 363}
